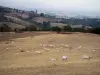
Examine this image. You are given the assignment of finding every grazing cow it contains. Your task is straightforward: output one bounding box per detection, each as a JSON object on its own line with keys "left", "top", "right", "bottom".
{"left": 77, "top": 46, "right": 82, "bottom": 50}
{"left": 35, "top": 51, "right": 42, "bottom": 54}
{"left": 62, "top": 56, "right": 68, "bottom": 60}
{"left": 51, "top": 59, "right": 56, "bottom": 61}
{"left": 81, "top": 55, "right": 91, "bottom": 60}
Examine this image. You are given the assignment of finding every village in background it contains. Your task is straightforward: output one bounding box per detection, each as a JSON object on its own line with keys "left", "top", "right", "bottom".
{"left": 0, "top": 6, "right": 100, "bottom": 34}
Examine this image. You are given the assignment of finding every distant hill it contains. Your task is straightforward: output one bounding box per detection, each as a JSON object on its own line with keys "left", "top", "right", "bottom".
{"left": 0, "top": 6, "right": 41, "bottom": 31}
{"left": 61, "top": 18, "right": 100, "bottom": 28}
{"left": 0, "top": 5, "right": 100, "bottom": 32}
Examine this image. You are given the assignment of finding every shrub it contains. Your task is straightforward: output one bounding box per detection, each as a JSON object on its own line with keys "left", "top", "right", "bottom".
{"left": 0, "top": 24, "right": 12, "bottom": 32}
{"left": 51, "top": 26, "right": 61, "bottom": 33}
{"left": 63, "top": 25, "right": 72, "bottom": 31}
{"left": 91, "top": 28, "right": 100, "bottom": 34}
{"left": 24, "top": 25, "right": 37, "bottom": 31}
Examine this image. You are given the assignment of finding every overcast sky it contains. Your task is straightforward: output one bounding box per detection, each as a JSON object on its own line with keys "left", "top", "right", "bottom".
{"left": 0, "top": 0, "right": 100, "bottom": 17}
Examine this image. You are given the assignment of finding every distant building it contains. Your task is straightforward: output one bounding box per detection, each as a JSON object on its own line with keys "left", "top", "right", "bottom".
{"left": 33, "top": 17, "right": 50, "bottom": 24}
{"left": 50, "top": 18, "right": 63, "bottom": 23}
{"left": 70, "top": 25, "right": 84, "bottom": 29}
{"left": 70, "top": 24, "right": 92, "bottom": 30}
{"left": 35, "top": 10, "right": 37, "bottom": 14}
{"left": 84, "top": 26, "right": 93, "bottom": 30}
{"left": 50, "top": 23, "right": 92, "bottom": 30}
{"left": 50, "top": 23, "right": 67, "bottom": 28}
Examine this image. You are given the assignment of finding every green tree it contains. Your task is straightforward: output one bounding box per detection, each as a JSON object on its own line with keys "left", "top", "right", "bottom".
{"left": 91, "top": 28, "right": 100, "bottom": 34}
{"left": 0, "top": 24, "right": 12, "bottom": 32}
{"left": 63, "top": 25, "right": 72, "bottom": 31}
{"left": 40, "top": 13, "right": 44, "bottom": 17}
{"left": 51, "top": 26, "right": 61, "bottom": 33}
{"left": 43, "top": 21, "right": 51, "bottom": 31}
{"left": 25, "top": 25, "right": 37, "bottom": 31}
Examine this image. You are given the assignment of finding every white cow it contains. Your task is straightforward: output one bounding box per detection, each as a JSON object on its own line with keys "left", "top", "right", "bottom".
{"left": 35, "top": 51, "right": 42, "bottom": 54}
{"left": 51, "top": 59, "right": 56, "bottom": 61}
{"left": 77, "top": 46, "right": 82, "bottom": 50}
{"left": 81, "top": 55, "right": 91, "bottom": 60}
{"left": 62, "top": 56, "right": 68, "bottom": 60}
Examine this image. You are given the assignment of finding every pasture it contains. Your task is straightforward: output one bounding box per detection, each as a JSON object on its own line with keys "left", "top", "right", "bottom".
{"left": 0, "top": 32, "right": 100, "bottom": 75}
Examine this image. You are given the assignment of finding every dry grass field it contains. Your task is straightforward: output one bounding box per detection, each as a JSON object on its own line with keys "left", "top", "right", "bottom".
{"left": 0, "top": 32, "right": 100, "bottom": 75}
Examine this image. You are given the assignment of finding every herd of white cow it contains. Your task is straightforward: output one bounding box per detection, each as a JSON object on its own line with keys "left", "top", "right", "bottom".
{"left": 34, "top": 44, "right": 95, "bottom": 61}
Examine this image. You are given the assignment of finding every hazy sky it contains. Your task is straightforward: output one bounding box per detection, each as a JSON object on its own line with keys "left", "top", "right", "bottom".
{"left": 0, "top": 0, "right": 100, "bottom": 17}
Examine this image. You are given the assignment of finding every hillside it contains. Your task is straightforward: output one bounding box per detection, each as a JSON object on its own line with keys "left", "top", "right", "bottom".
{"left": 0, "top": 6, "right": 41, "bottom": 31}
{"left": 0, "top": 6, "right": 100, "bottom": 32}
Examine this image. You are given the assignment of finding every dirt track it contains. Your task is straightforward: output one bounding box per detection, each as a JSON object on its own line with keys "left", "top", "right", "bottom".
{"left": 0, "top": 32, "right": 100, "bottom": 75}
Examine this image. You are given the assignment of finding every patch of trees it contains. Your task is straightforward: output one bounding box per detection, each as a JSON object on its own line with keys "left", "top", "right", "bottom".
{"left": 90, "top": 28, "right": 100, "bottom": 34}
{"left": 14, "top": 26, "right": 37, "bottom": 33}
{"left": 63, "top": 25, "right": 72, "bottom": 32}
{"left": 51, "top": 26, "right": 61, "bottom": 33}
{"left": 50, "top": 26, "right": 100, "bottom": 34}
{"left": 0, "top": 6, "right": 11, "bottom": 13}
{"left": 72, "top": 28, "right": 87, "bottom": 32}
{"left": 50, "top": 25, "right": 89, "bottom": 33}
{"left": 0, "top": 24, "right": 12, "bottom": 32}
{"left": 34, "top": 21, "right": 51, "bottom": 31}
{"left": 61, "top": 18, "right": 100, "bottom": 28}
{"left": 0, "top": 23, "right": 100, "bottom": 35}
{"left": 43, "top": 22, "right": 51, "bottom": 31}
{"left": 40, "top": 13, "right": 44, "bottom": 17}
{"left": 0, "top": 24, "right": 38, "bottom": 32}
{"left": 20, "top": 25, "right": 37, "bottom": 31}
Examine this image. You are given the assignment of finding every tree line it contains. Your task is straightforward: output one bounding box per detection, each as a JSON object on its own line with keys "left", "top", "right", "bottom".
{"left": 0, "top": 23, "right": 100, "bottom": 34}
